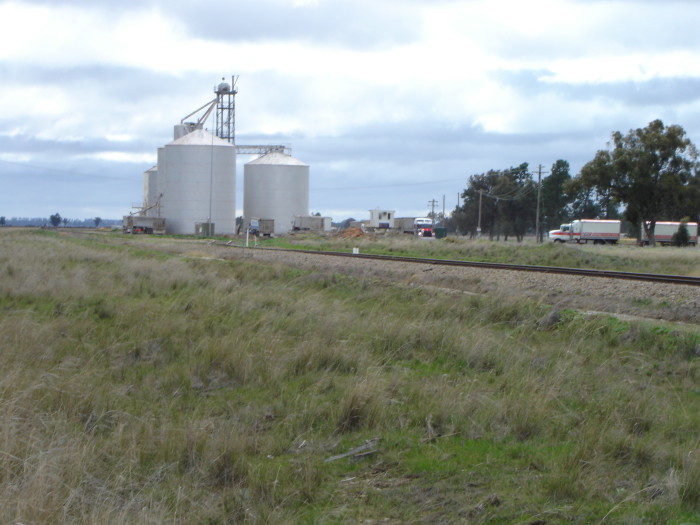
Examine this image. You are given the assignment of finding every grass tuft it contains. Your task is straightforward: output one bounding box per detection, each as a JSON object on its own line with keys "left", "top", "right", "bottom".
{"left": 1, "top": 229, "right": 700, "bottom": 523}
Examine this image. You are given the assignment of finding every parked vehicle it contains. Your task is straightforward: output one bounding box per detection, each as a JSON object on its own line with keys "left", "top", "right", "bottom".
{"left": 549, "top": 219, "right": 621, "bottom": 245}
{"left": 122, "top": 216, "right": 165, "bottom": 235}
{"left": 548, "top": 223, "right": 572, "bottom": 243}
{"left": 248, "top": 218, "right": 274, "bottom": 237}
{"left": 414, "top": 218, "right": 433, "bottom": 237}
{"left": 640, "top": 221, "right": 698, "bottom": 246}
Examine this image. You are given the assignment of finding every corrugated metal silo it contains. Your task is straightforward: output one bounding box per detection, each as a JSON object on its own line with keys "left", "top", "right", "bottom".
{"left": 143, "top": 165, "right": 158, "bottom": 217}
{"left": 244, "top": 151, "right": 309, "bottom": 235}
{"left": 159, "top": 129, "right": 236, "bottom": 234}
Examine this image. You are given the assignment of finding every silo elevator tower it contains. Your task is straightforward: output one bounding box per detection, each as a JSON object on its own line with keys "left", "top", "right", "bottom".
{"left": 215, "top": 76, "right": 238, "bottom": 144}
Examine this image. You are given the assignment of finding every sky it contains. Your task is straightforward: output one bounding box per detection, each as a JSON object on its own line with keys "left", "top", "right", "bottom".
{"left": 2, "top": 0, "right": 700, "bottom": 221}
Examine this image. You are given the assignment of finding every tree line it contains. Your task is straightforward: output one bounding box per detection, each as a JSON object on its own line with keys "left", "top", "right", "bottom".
{"left": 452, "top": 120, "right": 700, "bottom": 241}
{"left": 0, "top": 215, "right": 119, "bottom": 228}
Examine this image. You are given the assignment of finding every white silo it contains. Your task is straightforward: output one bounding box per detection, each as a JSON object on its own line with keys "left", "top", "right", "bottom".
{"left": 143, "top": 165, "right": 159, "bottom": 217}
{"left": 244, "top": 151, "right": 309, "bottom": 235}
{"left": 159, "top": 128, "right": 236, "bottom": 235}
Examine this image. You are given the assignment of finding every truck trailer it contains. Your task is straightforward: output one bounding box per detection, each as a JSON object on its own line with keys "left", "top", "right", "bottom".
{"left": 122, "top": 215, "right": 165, "bottom": 235}
{"left": 549, "top": 219, "right": 621, "bottom": 245}
{"left": 640, "top": 221, "right": 698, "bottom": 246}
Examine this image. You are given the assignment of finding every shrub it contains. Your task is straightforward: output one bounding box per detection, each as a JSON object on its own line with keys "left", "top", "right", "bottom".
{"left": 672, "top": 222, "right": 691, "bottom": 247}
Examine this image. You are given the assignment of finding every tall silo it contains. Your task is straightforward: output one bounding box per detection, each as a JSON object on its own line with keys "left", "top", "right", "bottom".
{"left": 159, "top": 128, "right": 236, "bottom": 235}
{"left": 244, "top": 151, "right": 309, "bottom": 235}
{"left": 143, "top": 165, "right": 159, "bottom": 217}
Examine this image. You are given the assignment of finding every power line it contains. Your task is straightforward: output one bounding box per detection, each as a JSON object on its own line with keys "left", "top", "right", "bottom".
{"left": 480, "top": 183, "right": 535, "bottom": 202}
{"left": 427, "top": 198, "right": 438, "bottom": 218}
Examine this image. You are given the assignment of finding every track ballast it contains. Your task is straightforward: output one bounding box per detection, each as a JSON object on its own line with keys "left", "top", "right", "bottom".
{"left": 221, "top": 244, "right": 700, "bottom": 287}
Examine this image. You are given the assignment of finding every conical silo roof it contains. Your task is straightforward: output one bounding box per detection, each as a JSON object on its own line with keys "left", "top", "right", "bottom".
{"left": 247, "top": 151, "right": 307, "bottom": 166}
{"left": 167, "top": 128, "right": 233, "bottom": 147}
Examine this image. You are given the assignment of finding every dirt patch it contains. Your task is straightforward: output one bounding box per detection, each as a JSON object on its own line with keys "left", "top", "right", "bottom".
{"left": 337, "top": 228, "right": 365, "bottom": 238}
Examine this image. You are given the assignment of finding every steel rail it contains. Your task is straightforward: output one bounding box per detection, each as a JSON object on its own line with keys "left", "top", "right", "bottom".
{"left": 219, "top": 243, "right": 700, "bottom": 287}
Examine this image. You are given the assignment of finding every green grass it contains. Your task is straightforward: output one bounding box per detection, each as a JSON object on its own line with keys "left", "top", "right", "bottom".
{"left": 259, "top": 231, "right": 700, "bottom": 276}
{"left": 1, "top": 229, "right": 700, "bottom": 523}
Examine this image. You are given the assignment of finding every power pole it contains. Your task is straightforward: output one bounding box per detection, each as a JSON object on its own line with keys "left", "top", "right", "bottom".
{"left": 477, "top": 189, "right": 483, "bottom": 239}
{"left": 442, "top": 194, "right": 445, "bottom": 227}
{"left": 535, "top": 164, "right": 548, "bottom": 243}
{"left": 428, "top": 199, "right": 438, "bottom": 220}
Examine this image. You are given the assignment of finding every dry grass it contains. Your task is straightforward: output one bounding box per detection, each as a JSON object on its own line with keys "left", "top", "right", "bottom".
{"left": 1, "top": 229, "right": 700, "bottom": 523}
{"left": 276, "top": 232, "right": 700, "bottom": 276}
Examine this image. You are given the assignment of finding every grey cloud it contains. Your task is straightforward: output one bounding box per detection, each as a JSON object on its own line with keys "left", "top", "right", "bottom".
{"left": 169, "top": 0, "right": 423, "bottom": 49}
{"left": 493, "top": 69, "right": 700, "bottom": 107}
{"left": 19, "top": 0, "right": 423, "bottom": 49}
{"left": 0, "top": 63, "right": 225, "bottom": 146}
{"left": 486, "top": 2, "right": 700, "bottom": 61}
{"left": 0, "top": 156, "right": 144, "bottom": 220}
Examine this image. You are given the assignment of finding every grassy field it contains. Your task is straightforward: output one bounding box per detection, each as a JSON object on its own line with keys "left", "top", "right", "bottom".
{"left": 2, "top": 229, "right": 700, "bottom": 523}
{"left": 258, "top": 232, "right": 700, "bottom": 277}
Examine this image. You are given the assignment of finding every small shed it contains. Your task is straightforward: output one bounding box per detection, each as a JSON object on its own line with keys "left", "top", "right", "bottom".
{"left": 368, "top": 209, "right": 395, "bottom": 229}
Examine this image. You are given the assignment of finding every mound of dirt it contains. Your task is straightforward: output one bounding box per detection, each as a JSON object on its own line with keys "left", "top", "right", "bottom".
{"left": 338, "top": 228, "right": 365, "bottom": 238}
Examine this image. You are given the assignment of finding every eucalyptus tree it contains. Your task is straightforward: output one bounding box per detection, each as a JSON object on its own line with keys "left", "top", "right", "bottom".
{"left": 540, "top": 159, "right": 572, "bottom": 232}
{"left": 576, "top": 120, "right": 699, "bottom": 244}
{"left": 455, "top": 163, "right": 536, "bottom": 241}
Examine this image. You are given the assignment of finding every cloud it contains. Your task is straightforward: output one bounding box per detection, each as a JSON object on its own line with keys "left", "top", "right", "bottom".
{"left": 2, "top": 0, "right": 700, "bottom": 220}
{"left": 166, "top": 0, "right": 424, "bottom": 49}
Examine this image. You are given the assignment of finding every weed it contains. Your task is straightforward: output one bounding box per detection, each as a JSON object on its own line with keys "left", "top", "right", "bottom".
{"left": 1, "top": 230, "right": 700, "bottom": 523}
{"left": 680, "top": 451, "right": 700, "bottom": 509}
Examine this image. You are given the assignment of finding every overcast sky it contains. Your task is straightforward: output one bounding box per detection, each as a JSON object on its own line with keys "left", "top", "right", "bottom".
{"left": 2, "top": 0, "right": 700, "bottom": 221}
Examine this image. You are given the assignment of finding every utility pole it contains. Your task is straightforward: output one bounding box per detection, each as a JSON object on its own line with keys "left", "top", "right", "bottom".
{"left": 428, "top": 199, "right": 438, "bottom": 221}
{"left": 477, "top": 189, "right": 483, "bottom": 239}
{"left": 442, "top": 194, "right": 445, "bottom": 227}
{"left": 535, "top": 164, "right": 548, "bottom": 243}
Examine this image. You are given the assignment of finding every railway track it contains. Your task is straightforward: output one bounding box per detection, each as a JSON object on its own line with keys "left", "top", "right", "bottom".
{"left": 220, "top": 243, "right": 700, "bottom": 287}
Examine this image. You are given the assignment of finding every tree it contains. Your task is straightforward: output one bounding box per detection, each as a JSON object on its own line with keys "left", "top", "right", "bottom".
{"left": 338, "top": 217, "right": 356, "bottom": 230}
{"left": 62, "top": 217, "right": 69, "bottom": 228}
{"left": 498, "top": 163, "right": 537, "bottom": 242}
{"left": 565, "top": 176, "right": 608, "bottom": 220}
{"left": 454, "top": 163, "right": 536, "bottom": 241}
{"left": 540, "top": 160, "right": 572, "bottom": 235}
{"left": 671, "top": 221, "right": 691, "bottom": 247}
{"left": 454, "top": 169, "right": 502, "bottom": 238}
{"left": 94, "top": 217, "right": 102, "bottom": 228}
{"left": 49, "top": 213, "right": 62, "bottom": 228}
{"left": 0, "top": 216, "right": 5, "bottom": 227}
{"left": 575, "top": 120, "right": 699, "bottom": 245}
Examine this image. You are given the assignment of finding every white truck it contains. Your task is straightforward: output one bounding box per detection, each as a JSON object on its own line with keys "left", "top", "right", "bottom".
{"left": 640, "top": 221, "right": 698, "bottom": 246}
{"left": 414, "top": 217, "right": 434, "bottom": 237}
{"left": 548, "top": 223, "right": 572, "bottom": 243}
{"left": 549, "top": 219, "right": 621, "bottom": 245}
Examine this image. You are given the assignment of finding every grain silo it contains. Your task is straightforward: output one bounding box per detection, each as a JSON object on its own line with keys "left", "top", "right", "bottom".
{"left": 244, "top": 151, "right": 309, "bottom": 235}
{"left": 158, "top": 128, "right": 236, "bottom": 235}
{"left": 143, "top": 165, "right": 159, "bottom": 217}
